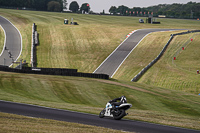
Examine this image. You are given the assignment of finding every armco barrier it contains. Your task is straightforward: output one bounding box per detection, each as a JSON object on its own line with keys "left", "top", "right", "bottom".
{"left": 0, "top": 66, "right": 109, "bottom": 80}
{"left": 132, "top": 30, "right": 200, "bottom": 82}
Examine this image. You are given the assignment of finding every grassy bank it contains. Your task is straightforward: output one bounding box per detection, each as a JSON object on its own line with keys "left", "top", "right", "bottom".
{"left": 0, "top": 25, "right": 4, "bottom": 54}
{"left": 0, "top": 71, "right": 199, "bottom": 130}
{"left": 139, "top": 33, "right": 200, "bottom": 94}
{"left": 113, "top": 31, "right": 200, "bottom": 94}
{"left": 0, "top": 9, "right": 200, "bottom": 94}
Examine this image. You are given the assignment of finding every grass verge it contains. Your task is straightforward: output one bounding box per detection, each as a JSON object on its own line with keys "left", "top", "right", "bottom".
{"left": 0, "top": 112, "right": 132, "bottom": 133}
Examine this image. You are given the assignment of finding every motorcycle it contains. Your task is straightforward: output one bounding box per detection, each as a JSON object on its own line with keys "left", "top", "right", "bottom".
{"left": 99, "top": 100, "right": 132, "bottom": 120}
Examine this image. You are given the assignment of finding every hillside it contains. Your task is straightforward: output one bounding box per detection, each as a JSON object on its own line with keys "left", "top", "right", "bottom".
{"left": 113, "top": 31, "right": 200, "bottom": 94}
{"left": 0, "top": 8, "right": 200, "bottom": 130}
{"left": 0, "top": 71, "right": 199, "bottom": 129}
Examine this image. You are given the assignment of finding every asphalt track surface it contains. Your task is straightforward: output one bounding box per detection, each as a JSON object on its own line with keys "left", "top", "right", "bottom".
{"left": 0, "top": 101, "right": 199, "bottom": 133}
{"left": 0, "top": 16, "right": 22, "bottom": 66}
{"left": 94, "top": 29, "right": 180, "bottom": 77}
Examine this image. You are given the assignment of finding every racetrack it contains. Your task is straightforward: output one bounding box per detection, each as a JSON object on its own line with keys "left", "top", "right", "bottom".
{"left": 0, "top": 16, "right": 198, "bottom": 132}
{"left": 0, "top": 100, "right": 199, "bottom": 133}
{"left": 0, "top": 16, "right": 22, "bottom": 67}
{"left": 94, "top": 29, "right": 181, "bottom": 77}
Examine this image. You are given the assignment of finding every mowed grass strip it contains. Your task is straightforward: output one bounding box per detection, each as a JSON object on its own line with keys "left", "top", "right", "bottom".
{"left": 0, "top": 112, "right": 132, "bottom": 133}
{"left": 0, "top": 71, "right": 199, "bottom": 130}
{"left": 0, "top": 25, "right": 5, "bottom": 53}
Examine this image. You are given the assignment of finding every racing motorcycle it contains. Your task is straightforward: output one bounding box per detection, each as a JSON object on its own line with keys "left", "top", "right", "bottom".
{"left": 99, "top": 96, "right": 132, "bottom": 120}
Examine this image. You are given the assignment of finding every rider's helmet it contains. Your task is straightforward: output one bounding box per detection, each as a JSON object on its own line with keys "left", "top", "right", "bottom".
{"left": 120, "top": 96, "right": 127, "bottom": 103}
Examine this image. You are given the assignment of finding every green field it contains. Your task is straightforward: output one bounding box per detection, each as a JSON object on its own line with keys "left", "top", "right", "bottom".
{"left": 0, "top": 8, "right": 200, "bottom": 131}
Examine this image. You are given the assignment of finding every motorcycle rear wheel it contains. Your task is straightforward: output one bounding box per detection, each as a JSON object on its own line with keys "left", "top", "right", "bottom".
{"left": 113, "top": 109, "right": 125, "bottom": 120}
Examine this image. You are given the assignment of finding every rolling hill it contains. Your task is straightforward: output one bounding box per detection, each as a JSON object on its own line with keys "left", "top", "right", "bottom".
{"left": 0, "top": 8, "right": 200, "bottom": 130}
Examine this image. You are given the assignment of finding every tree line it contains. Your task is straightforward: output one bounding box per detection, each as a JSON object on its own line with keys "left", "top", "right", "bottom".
{"left": 69, "top": 1, "right": 90, "bottom": 14}
{"left": 109, "top": 2, "right": 200, "bottom": 19}
{"left": 1, "top": 0, "right": 199, "bottom": 18}
{"left": 0, "top": 0, "right": 67, "bottom": 12}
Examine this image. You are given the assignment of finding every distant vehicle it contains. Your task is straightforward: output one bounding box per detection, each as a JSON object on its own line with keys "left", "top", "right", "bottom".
{"left": 139, "top": 19, "right": 144, "bottom": 23}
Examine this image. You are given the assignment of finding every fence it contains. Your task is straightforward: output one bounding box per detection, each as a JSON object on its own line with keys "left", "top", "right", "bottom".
{"left": 131, "top": 30, "right": 200, "bottom": 82}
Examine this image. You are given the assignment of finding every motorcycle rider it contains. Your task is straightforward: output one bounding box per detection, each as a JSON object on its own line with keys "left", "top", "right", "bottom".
{"left": 109, "top": 96, "right": 127, "bottom": 112}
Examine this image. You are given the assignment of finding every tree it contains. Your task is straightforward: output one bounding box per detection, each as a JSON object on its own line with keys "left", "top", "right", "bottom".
{"left": 117, "top": 5, "right": 129, "bottom": 15}
{"left": 69, "top": 1, "right": 79, "bottom": 12}
{"left": 47, "top": 1, "right": 61, "bottom": 12}
{"left": 109, "top": 6, "right": 117, "bottom": 15}
{"left": 80, "top": 3, "right": 90, "bottom": 14}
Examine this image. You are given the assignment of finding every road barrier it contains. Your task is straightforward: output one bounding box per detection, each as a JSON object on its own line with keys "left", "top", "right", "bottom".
{"left": 132, "top": 30, "right": 200, "bottom": 82}
{"left": 0, "top": 66, "right": 109, "bottom": 80}
{"left": 31, "top": 23, "right": 38, "bottom": 68}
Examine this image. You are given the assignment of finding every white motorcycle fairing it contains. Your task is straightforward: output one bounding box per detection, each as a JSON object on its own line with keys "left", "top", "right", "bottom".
{"left": 104, "top": 102, "right": 113, "bottom": 117}
{"left": 99, "top": 102, "right": 132, "bottom": 120}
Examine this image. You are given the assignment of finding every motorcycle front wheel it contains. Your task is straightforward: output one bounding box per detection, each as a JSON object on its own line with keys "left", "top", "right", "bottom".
{"left": 99, "top": 109, "right": 105, "bottom": 118}
{"left": 113, "top": 109, "right": 125, "bottom": 120}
